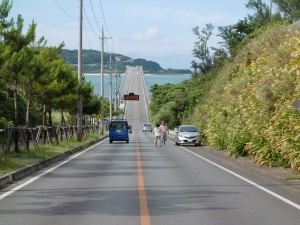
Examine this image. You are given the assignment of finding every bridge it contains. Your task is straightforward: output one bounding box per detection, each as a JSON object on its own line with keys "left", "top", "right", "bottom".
{"left": 118, "top": 66, "right": 150, "bottom": 123}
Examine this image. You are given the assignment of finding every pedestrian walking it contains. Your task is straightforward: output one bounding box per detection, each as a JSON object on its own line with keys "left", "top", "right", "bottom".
{"left": 159, "top": 121, "right": 168, "bottom": 145}
{"left": 153, "top": 123, "right": 162, "bottom": 146}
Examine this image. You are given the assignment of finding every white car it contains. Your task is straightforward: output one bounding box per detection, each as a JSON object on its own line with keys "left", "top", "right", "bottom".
{"left": 175, "top": 125, "right": 201, "bottom": 146}
{"left": 143, "top": 123, "right": 152, "bottom": 132}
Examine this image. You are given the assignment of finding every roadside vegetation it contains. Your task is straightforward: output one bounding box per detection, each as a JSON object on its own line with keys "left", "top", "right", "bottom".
{"left": 0, "top": 0, "right": 115, "bottom": 173}
{"left": 0, "top": 133, "right": 102, "bottom": 174}
{"left": 150, "top": 0, "right": 300, "bottom": 172}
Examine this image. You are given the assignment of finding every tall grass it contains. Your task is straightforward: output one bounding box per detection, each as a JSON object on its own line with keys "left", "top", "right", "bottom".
{"left": 192, "top": 24, "right": 300, "bottom": 171}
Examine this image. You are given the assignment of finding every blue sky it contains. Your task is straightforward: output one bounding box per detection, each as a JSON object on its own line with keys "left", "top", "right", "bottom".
{"left": 9, "top": 0, "right": 257, "bottom": 69}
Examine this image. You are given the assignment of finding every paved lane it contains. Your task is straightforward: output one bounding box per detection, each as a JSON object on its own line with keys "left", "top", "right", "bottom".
{"left": 0, "top": 66, "right": 299, "bottom": 225}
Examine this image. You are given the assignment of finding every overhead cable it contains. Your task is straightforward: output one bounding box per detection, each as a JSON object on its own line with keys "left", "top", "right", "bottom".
{"left": 83, "top": 21, "right": 93, "bottom": 49}
{"left": 99, "top": 0, "right": 112, "bottom": 37}
{"left": 99, "top": 0, "right": 114, "bottom": 53}
{"left": 54, "top": 0, "right": 76, "bottom": 19}
{"left": 90, "top": 0, "right": 102, "bottom": 34}
{"left": 83, "top": 4, "right": 100, "bottom": 37}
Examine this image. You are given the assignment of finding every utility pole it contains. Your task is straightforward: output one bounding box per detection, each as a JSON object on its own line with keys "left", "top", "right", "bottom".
{"left": 109, "top": 53, "right": 112, "bottom": 122}
{"left": 100, "top": 27, "right": 104, "bottom": 135}
{"left": 100, "top": 28, "right": 112, "bottom": 134}
{"left": 115, "top": 68, "right": 118, "bottom": 112}
{"left": 77, "top": 0, "right": 83, "bottom": 141}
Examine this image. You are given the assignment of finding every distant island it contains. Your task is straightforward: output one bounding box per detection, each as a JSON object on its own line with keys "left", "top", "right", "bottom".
{"left": 60, "top": 49, "right": 192, "bottom": 74}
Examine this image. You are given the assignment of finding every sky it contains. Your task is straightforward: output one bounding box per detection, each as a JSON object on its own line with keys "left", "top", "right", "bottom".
{"left": 9, "top": 0, "right": 257, "bottom": 69}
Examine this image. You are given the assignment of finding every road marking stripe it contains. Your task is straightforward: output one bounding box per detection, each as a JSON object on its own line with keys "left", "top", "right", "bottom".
{"left": 132, "top": 95, "right": 151, "bottom": 225}
{"left": 176, "top": 144, "right": 300, "bottom": 210}
{"left": 0, "top": 139, "right": 106, "bottom": 201}
{"left": 136, "top": 137, "right": 151, "bottom": 225}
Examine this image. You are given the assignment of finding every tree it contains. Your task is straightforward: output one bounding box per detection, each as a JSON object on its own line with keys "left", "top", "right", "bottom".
{"left": 217, "top": 0, "right": 284, "bottom": 58}
{"left": 272, "top": 0, "right": 300, "bottom": 21}
{"left": 191, "top": 60, "right": 198, "bottom": 78}
{"left": 22, "top": 38, "right": 47, "bottom": 126}
{"left": 218, "top": 19, "right": 254, "bottom": 57}
{"left": 34, "top": 45, "right": 62, "bottom": 126}
{"left": 0, "top": 0, "right": 13, "bottom": 31}
{"left": 52, "top": 62, "right": 80, "bottom": 126}
{"left": 1, "top": 15, "right": 36, "bottom": 126}
{"left": 246, "top": 0, "right": 273, "bottom": 27}
{"left": 0, "top": 13, "right": 36, "bottom": 151}
{"left": 83, "top": 93, "right": 101, "bottom": 116}
{"left": 192, "top": 23, "right": 214, "bottom": 76}
{"left": 211, "top": 47, "right": 228, "bottom": 69}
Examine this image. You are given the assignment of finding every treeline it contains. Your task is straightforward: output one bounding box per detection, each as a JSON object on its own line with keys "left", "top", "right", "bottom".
{"left": 60, "top": 49, "right": 192, "bottom": 74}
{"left": 149, "top": 0, "right": 300, "bottom": 171}
{"left": 0, "top": 0, "right": 109, "bottom": 129}
{"left": 61, "top": 49, "right": 164, "bottom": 73}
{"left": 60, "top": 49, "right": 132, "bottom": 73}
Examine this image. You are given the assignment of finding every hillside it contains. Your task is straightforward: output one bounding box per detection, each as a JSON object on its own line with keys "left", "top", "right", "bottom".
{"left": 60, "top": 49, "right": 192, "bottom": 74}
{"left": 193, "top": 24, "right": 300, "bottom": 171}
{"left": 149, "top": 24, "right": 300, "bottom": 172}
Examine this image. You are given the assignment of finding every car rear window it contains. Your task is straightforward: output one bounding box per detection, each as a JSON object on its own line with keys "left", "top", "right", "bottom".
{"left": 110, "top": 121, "right": 128, "bottom": 129}
{"left": 180, "top": 126, "right": 198, "bottom": 132}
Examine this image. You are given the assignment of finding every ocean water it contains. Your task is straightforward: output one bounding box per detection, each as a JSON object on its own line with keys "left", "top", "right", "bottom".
{"left": 144, "top": 74, "right": 191, "bottom": 97}
{"left": 84, "top": 73, "right": 192, "bottom": 98}
{"left": 84, "top": 74, "right": 122, "bottom": 98}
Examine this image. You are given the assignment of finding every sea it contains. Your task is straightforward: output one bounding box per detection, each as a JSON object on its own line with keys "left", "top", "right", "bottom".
{"left": 84, "top": 73, "right": 192, "bottom": 98}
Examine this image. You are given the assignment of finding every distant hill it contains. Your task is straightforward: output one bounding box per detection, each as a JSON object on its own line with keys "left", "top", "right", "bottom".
{"left": 60, "top": 49, "right": 192, "bottom": 74}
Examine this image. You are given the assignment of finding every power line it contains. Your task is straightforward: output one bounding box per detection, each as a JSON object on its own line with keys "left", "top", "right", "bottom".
{"left": 89, "top": 0, "right": 102, "bottom": 34}
{"left": 99, "top": 0, "right": 112, "bottom": 37}
{"left": 83, "top": 4, "right": 100, "bottom": 37}
{"left": 83, "top": 21, "right": 93, "bottom": 49}
{"left": 54, "top": 0, "right": 76, "bottom": 19}
{"left": 99, "top": 0, "right": 115, "bottom": 53}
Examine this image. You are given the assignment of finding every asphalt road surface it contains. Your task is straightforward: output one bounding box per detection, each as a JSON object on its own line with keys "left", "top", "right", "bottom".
{"left": 0, "top": 66, "right": 300, "bottom": 225}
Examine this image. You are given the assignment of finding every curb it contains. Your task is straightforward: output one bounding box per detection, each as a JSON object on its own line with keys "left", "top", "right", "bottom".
{"left": 0, "top": 135, "right": 108, "bottom": 189}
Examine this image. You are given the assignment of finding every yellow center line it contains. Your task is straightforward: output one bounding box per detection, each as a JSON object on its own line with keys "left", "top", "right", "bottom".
{"left": 133, "top": 99, "right": 151, "bottom": 225}
{"left": 136, "top": 138, "right": 151, "bottom": 225}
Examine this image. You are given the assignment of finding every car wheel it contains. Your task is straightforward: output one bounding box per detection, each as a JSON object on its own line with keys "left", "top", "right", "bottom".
{"left": 109, "top": 140, "right": 112, "bottom": 144}
{"left": 177, "top": 143, "right": 180, "bottom": 146}
{"left": 126, "top": 140, "right": 129, "bottom": 143}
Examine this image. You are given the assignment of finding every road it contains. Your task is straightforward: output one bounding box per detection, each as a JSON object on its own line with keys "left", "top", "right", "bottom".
{"left": 0, "top": 66, "right": 300, "bottom": 225}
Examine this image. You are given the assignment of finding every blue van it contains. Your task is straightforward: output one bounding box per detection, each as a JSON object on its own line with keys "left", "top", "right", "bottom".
{"left": 109, "top": 120, "right": 129, "bottom": 143}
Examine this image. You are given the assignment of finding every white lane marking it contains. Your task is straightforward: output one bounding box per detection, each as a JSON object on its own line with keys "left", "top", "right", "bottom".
{"left": 0, "top": 139, "right": 106, "bottom": 201}
{"left": 123, "top": 68, "right": 133, "bottom": 120}
{"left": 141, "top": 74, "right": 150, "bottom": 123}
{"left": 168, "top": 140, "right": 300, "bottom": 210}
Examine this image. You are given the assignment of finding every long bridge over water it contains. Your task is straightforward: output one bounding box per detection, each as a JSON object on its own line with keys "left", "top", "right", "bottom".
{"left": 118, "top": 66, "right": 150, "bottom": 123}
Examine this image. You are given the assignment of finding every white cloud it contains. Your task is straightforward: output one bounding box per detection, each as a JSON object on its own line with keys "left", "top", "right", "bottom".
{"left": 132, "top": 27, "right": 160, "bottom": 42}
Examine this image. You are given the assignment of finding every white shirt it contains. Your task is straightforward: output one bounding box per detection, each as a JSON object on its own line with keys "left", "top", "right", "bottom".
{"left": 154, "top": 127, "right": 162, "bottom": 137}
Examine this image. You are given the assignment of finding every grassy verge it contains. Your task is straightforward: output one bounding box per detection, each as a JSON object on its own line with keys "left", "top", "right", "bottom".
{"left": 0, "top": 132, "right": 105, "bottom": 174}
{"left": 283, "top": 174, "right": 300, "bottom": 181}
{"left": 0, "top": 160, "right": 32, "bottom": 174}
